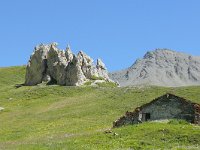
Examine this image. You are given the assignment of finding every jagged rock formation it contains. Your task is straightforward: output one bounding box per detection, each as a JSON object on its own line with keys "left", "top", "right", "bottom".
{"left": 25, "top": 43, "right": 112, "bottom": 86}
{"left": 109, "top": 49, "right": 200, "bottom": 87}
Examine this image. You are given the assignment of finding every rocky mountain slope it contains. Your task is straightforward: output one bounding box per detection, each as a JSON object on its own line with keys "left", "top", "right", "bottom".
{"left": 25, "top": 43, "right": 113, "bottom": 86}
{"left": 109, "top": 49, "right": 200, "bottom": 87}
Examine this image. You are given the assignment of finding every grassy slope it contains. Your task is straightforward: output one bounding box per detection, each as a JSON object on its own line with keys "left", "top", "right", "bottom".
{"left": 0, "top": 66, "right": 200, "bottom": 150}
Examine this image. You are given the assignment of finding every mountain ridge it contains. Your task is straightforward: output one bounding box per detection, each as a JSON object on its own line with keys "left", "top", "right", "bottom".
{"left": 109, "top": 49, "right": 200, "bottom": 87}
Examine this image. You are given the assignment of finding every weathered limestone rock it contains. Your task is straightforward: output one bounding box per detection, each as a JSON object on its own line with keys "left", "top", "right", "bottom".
{"left": 65, "top": 55, "right": 86, "bottom": 86}
{"left": 96, "top": 59, "right": 110, "bottom": 81}
{"left": 25, "top": 43, "right": 114, "bottom": 86}
{"left": 47, "top": 43, "right": 68, "bottom": 85}
{"left": 25, "top": 44, "right": 50, "bottom": 85}
{"left": 77, "top": 51, "right": 98, "bottom": 79}
{"left": 65, "top": 44, "right": 74, "bottom": 62}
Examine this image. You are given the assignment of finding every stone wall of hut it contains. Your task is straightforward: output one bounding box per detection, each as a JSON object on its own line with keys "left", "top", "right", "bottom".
{"left": 113, "top": 94, "right": 199, "bottom": 128}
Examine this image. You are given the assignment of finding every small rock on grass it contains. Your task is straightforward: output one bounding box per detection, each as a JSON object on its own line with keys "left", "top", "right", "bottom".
{"left": 0, "top": 107, "right": 4, "bottom": 111}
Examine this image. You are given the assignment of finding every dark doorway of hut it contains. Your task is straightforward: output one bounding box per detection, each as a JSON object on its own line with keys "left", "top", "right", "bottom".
{"left": 142, "top": 113, "right": 151, "bottom": 121}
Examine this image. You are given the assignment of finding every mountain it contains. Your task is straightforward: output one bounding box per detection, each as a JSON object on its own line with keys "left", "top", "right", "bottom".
{"left": 109, "top": 49, "right": 200, "bottom": 87}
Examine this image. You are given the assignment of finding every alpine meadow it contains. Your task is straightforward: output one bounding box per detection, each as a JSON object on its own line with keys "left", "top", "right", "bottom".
{"left": 0, "top": 66, "right": 200, "bottom": 149}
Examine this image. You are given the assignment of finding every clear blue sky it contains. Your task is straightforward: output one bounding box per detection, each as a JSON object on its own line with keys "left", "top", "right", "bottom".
{"left": 1, "top": 0, "right": 200, "bottom": 71}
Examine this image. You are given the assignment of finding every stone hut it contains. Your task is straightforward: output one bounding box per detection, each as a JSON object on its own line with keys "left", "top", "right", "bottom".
{"left": 113, "top": 93, "right": 200, "bottom": 127}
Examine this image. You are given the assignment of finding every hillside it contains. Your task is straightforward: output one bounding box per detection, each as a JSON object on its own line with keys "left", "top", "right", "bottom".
{"left": 109, "top": 49, "right": 200, "bottom": 87}
{"left": 0, "top": 66, "right": 200, "bottom": 149}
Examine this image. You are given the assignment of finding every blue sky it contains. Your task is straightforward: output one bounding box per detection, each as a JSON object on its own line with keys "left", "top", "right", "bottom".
{"left": 1, "top": 0, "right": 200, "bottom": 71}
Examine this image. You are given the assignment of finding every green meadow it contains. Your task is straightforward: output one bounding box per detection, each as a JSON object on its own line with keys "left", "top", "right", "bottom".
{"left": 0, "top": 66, "right": 200, "bottom": 150}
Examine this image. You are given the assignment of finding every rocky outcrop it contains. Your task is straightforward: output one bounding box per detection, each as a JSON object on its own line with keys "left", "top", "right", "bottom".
{"left": 96, "top": 59, "right": 110, "bottom": 80}
{"left": 25, "top": 43, "right": 113, "bottom": 86}
{"left": 109, "top": 49, "right": 200, "bottom": 87}
{"left": 47, "top": 43, "right": 68, "bottom": 85}
{"left": 77, "top": 51, "right": 96, "bottom": 79}
{"left": 65, "top": 44, "right": 74, "bottom": 62}
{"left": 65, "top": 55, "right": 86, "bottom": 86}
{"left": 25, "top": 44, "right": 50, "bottom": 85}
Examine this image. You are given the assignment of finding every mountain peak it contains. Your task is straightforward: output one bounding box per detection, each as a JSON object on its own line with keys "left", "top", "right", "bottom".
{"left": 144, "top": 49, "right": 188, "bottom": 59}
{"left": 109, "top": 49, "right": 200, "bottom": 87}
